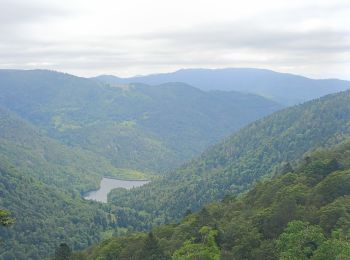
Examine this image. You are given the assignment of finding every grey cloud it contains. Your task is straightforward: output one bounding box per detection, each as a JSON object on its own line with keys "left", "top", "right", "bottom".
{"left": 136, "top": 24, "right": 350, "bottom": 54}
{"left": 0, "top": 0, "right": 349, "bottom": 78}
{"left": 0, "top": 0, "right": 69, "bottom": 26}
{"left": 130, "top": 2, "right": 350, "bottom": 55}
{"left": 0, "top": 0, "right": 71, "bottom": 42}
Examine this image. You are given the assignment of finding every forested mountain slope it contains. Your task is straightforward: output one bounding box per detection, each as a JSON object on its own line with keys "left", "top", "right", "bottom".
{"left": 0, "top": 158, "right": 117, "bottom": 259}
{"left": 79, "top": 140, "right": 350, "bottom": 260}
{"left": 0, "top": 69, "right": 281, "bottom": 173}
{"left": 109, "top": 90, "right": 350, "bottom": 224}
{"left": 0, "top": 108, "right": 154, "bottom": 259}
{"left": 0, "top": 108, "right": 134, "bottom": 193}
{"left": 95, "top": 68, "right": 350, "bottom": 105}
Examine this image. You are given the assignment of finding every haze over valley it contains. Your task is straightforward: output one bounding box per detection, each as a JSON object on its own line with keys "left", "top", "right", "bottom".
{"left": 0, "top": 0, "right": 350, "bottom": 259}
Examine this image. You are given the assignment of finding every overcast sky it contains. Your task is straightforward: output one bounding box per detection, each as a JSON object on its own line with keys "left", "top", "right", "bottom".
{"left": 0, "top": 0, "right": 349, "bottom": 79}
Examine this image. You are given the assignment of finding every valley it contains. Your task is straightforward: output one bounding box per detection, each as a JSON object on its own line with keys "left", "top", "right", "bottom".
{"left": 1, "top": 1, "right": 349, "bottom": 259}
{"left": 0, "top": 69, "right": 349, "bottom": 259}
{"left": 108, "top": 89, "right": 350, "bottom": 223}
{"left": 0, "top": 70, "right": 282, "bottom": 175}
{"left": 82, "top": 140, "right": 350, "bottom": 259}
{"left": 0, "top": 69, "right": 283, "bottom": 258}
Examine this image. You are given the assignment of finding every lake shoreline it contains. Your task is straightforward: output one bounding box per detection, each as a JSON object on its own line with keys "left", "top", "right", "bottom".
{"left": 103, "top": 175, "right": 150, "bottom": 182}
{"left": 82, "top": 175, "right": 150, "bottom": 196}
{"left": 83, "top": 177, "right": 150, "bottom": 203}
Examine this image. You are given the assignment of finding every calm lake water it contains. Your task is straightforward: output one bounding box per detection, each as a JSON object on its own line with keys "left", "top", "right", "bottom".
{"left": 84, "top": 177, "right": 149, "bottom": 203}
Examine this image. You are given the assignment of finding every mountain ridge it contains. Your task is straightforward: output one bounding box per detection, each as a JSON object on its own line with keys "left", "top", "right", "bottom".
{"left": 94, "top": 68, "right": 350, "bottom": 105}
{"left": 108, "top": 89, "right": 350, "bottom": 224}
{"left": 0, "top": 69, "right": 282, "bottom": 173}
{"left": 81, "top": 139, "right": 350, "bottom": 259}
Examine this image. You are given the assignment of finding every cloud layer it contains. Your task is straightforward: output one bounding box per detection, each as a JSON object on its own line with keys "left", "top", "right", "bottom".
{"left": 0, "top": 0, "right": 349, "bottom": 79}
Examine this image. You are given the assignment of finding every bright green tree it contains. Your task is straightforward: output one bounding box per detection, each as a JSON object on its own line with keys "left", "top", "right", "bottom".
{"left": 276, "top": 221, "right": 326, "bottom": 260}
{"left": 173, "top": 226, "right": 220, "bottom": 260}
{"left": 0, "top": 209, "right": 14, "bottom": 226}
{"left": 312, "top": 239, "right": 350, "bottom": 259}
{"left": 312, "top": 229, "right": 350, "bottom": 260}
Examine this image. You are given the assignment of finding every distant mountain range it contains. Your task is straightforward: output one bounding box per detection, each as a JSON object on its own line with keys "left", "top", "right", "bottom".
{"left": 1, "top": 68, "right": 350, "bottom": 259}
{"left": 0, "top": 69, "right": 281, "bottom": 173}
{"left": 94, "top": 68, "right": 350, "bottom": 105}
{"left": 0, "top": 69, "right": 282, "bottom": 257}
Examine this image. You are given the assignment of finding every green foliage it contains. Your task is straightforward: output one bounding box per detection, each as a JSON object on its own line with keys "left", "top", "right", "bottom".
{"left": 0, "top": 70, "right": 281, "bottom": 173}
{"left": 0, "top": 159, "right": 117, "bottom": 259}
{"left": 277, "top": 225, "right": 350, "bottom": 260}
{"left": 0, "top": 108, "right": 137, "bottom": 194}
{"left": 109, "top": 89, "right": 350, "bottom": 224}
{"left": 2, "top": 70, "right": 350, "bottom": 259}
{"left": 140, "top": 232, "right": 168, "bottom": 260}
{"left": 54, "top": 243, "right": 72, "bottom": 260}
{"left": 173, "top": 226, "right": 220, "bottom": 260}
{"left": 82, "top": 141, "right": 350, "bottom": 259}
{"left": 0, "top": 209, "right": 14, "bottom": 226}
{"left": 312, "top": 237, "right": 350, "bottom": 260}
{"left": 276, "top": 221, "right": 325, "bottom": 259}
{"left": 0, "top": 107, "right": 159, "bottom": 258}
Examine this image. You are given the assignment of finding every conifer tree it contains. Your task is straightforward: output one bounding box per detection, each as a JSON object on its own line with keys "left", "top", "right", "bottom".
{"left": 54, "top": 243, "right": 72, "bottom": 260}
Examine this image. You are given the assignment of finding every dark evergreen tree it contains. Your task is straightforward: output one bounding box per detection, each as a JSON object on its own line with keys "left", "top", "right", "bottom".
{"left": 54, "top": 243, "right": 72, "bottom": 260}
{"left": 140, "top": 232, "right": 167, "bottom": 260}
{"left": 184, "top": 209, "right": 192, "bottom": 217}
{"left": 280, "top": 162, "right": 294, "bottom": 175}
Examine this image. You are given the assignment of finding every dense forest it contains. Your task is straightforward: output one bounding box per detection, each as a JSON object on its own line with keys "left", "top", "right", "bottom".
{"left": 0, "top": 107, "right": 144, "bottom": 194}
{"left": 0, "top": 70, "right": 349, "bottom": 259}
{"left": 77, "top": 140, "right": 350, "bottom": 259}
{"left": 1, "top": 0, "right": 349, "bottom": 258}
{"left": 0, "top": 69, "right": 281, "bottom": 174}
{"left": 0, "top": 108, "right": 154, "bottom": 259}
{"left": 0, "top": 154, "right": 158, "bottom": 259}
{"left": 0, "top": 157, "right": 116, "bottom": 259}
{"left": 108, "top": 90, "right": 350, "bottom": 225}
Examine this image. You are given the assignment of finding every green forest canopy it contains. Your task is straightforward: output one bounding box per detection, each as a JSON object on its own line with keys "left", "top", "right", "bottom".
{"left": 80, "top": 139, "right": 350, "bottom": 259}
{"left": 108, "top": 89, "right": 350, "bottom": 225}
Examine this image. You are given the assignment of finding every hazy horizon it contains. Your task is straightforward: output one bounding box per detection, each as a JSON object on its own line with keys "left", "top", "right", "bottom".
{"left": 1, "top": 2, "right": 350, "bottom": 258}
{"left": 93, "top": 67, "right": 350, "bottom": 81}
{"left": 2, "top": 67, "right": 350, "bottom": 81}
{"left": 1, "top": 0, "right": 349, "bottom": 79}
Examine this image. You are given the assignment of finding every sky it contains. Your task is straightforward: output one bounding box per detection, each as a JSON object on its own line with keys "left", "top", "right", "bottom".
{"left": 0, "top": 0, "right": 350, "bottom": 79}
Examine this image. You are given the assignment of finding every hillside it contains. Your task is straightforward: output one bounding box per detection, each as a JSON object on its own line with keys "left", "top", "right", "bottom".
{"left": 1, "top": 69, "right": 350, "bottom": 259}
{"left": 0, "top": 69, "right": 281, "bottom": 173}
{"left": 95, "top": 68, "right": 350, "bottom": 105}
{"left": 109, "top": 90, "right": 350, "bottom": 224}
{"left": 79, "top": 140, "right": 350, "bottom": 259}
{"left": 0, "top": 107, "right": 141, "bottom": 193}
{"left": 0, "top": 108, "right": 157, "bottom": 259}
{"left": 0, "top": 158, "right": 118, "bottom": 259}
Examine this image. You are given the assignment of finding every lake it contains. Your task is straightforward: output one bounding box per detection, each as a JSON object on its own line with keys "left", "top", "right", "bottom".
{"left": 84, "top": 177, "right": 149, "bottom": 203}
